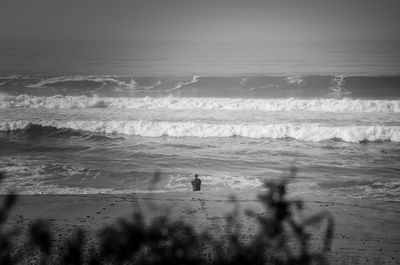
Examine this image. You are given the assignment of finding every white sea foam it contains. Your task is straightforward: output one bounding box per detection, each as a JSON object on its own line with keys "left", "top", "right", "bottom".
{"left": 0, "top": 75, "right": 23, "bottom": 86}
{"left": 25, "top": 75, "right": 196, "bottom": 91}
{"left": 26, "top": 75, "right": 133, "bottom": 89}
{"left": 166, "top": 75, "right": 200, "bottom": 91}
{"left": 165, "top": 174, "right": 262, "bottom": 191}
{"left": 0, "top": 156, "right": 263, "bottom": 194}
{"left": 0, "top": 175, "right": 261, "bottom": 194}
{"left": 1, "top": 94, "right": 400, "bottom": 112}
{"left": 239, "top": 77, "right": 247, "bottom": 86}
{"left": 1, "top": 119, "right": 399, "bottom": 142}
{"left": 0, "top": 75, "right": 22, "bottom": 80}
{"left": 113, "top": 80, "right": 162, "bottom": 91}
{"left": 328, "top": 181, "right": 400, "bottom": 201}
{"left": 328, "top": 75, "right": 350, "bottom": 97}
{"left": 144, "top": 80, "right": 162, "bottom": 89}
{"left": 285, "top": 76, "right": 304, "bottom": 85}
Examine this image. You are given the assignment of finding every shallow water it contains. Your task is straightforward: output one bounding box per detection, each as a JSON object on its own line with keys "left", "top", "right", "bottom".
{"left": 0, "top": 105, "right": 399, "bottom": 200}
{"left": 0, "top": 40, "right": 399, "bottom": 200}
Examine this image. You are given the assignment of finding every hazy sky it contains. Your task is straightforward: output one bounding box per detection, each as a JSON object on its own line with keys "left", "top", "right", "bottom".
{"left": 0, "top": 0, "right": 399, "bottom": 42}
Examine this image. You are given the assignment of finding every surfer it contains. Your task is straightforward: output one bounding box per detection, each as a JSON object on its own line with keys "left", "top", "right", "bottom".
{"left": 191, "top": 174, "right": 201, "bottom": 191}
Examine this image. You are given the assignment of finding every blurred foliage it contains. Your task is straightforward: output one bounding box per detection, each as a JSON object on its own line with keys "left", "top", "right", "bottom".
{"left": 0, "top": 169, "right": 334, "bottom": 265}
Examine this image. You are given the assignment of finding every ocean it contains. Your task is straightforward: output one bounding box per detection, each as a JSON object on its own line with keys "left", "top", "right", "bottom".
{"left": 0, "top": 40, "right": 399, "bottom": 200}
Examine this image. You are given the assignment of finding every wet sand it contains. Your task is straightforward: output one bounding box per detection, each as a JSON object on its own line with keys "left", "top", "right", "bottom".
{"left": 4, "top": 191, "right": 400, "bottom": 265}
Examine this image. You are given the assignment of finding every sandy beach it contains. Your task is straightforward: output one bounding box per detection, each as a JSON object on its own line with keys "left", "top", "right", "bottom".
{"left": 2, "top": 1, "right": 400, "bottom": 264}
{"left": 4, "top": 191, "right": 400, "bottom": 265}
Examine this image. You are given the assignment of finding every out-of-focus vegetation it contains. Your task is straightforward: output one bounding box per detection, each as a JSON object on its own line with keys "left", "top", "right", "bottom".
{"left": 0, "top": 168, "right": 334, "bottom": 265}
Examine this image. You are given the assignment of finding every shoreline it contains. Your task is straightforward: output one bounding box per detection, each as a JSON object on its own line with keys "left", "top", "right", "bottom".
{"left": 3, "top": 191, "right": 400, "bottom": 264}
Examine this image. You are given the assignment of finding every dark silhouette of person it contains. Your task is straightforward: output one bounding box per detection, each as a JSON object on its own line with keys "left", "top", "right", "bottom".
{"left": 191, "top": 174, "right": 201, "bottom": 191}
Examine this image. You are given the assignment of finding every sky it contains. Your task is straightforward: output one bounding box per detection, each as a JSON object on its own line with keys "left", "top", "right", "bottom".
{"left": 0, "top": 0, "right": 399, "bottom": 43}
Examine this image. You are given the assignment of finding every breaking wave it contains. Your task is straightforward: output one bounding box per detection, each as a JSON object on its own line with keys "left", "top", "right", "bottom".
{"left": 3, "top": 74, "right": 400, "bottom": 98}
{"left": 285, "top": 76, "right": 304, "bottom": 85}
{"left": 1, "top": 94, "right": 400, "bottom": 112}
{"left": 1, "top": 120, "right": 399, "bottom": 143}
{"left": 19, "top": 75, "right": 195, "bottom": 92}
{"left": 25, "top": 75, "right": 134, "bottom": 89}
{"left": 168, "top": 75, "right": 200, "bottom": 91}
{"left": 328, "top": 75, "right": 350, "bottom": 97}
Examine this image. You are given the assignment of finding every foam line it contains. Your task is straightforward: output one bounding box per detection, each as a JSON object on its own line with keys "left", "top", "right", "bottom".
{"left": 1, "top": 95, "right": 399, "bottom": 112}
{"left": 1, "top": 119, "right": 399, "bottom": 142}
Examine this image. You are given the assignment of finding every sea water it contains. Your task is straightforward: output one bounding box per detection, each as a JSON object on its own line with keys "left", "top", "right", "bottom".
{"left": 0, "top": 40, "right": 399, "bottom": 201}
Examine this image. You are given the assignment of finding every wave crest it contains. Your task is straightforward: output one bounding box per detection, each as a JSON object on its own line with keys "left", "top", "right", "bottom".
{"left": 1, "top": 120, "right": 399, "bottom": 142}
{"left": 26, "top": 75, "right": 134, "bottom": 89}
{"left": 1, "top": 95, "right": 400, "bottom": 112}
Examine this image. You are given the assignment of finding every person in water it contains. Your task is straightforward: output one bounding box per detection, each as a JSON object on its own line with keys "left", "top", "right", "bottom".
{"left": 192, "top": 174, "right": 201, "bottom": 191}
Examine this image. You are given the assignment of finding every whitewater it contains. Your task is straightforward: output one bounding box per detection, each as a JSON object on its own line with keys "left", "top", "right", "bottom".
{"left": 1, "top": 73, "right": 400, "bottom": 200}
{"left": 0, "top": 40, "right": 399, "bottom": 201}
{"left": 1, "top": 94, "right": 400, "bottom": 112}
{"left": 1, "top": 119, "right": 400, "bottom": 143}
{"left": 1, "top": 87, "right": 399, "bottom": 199}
